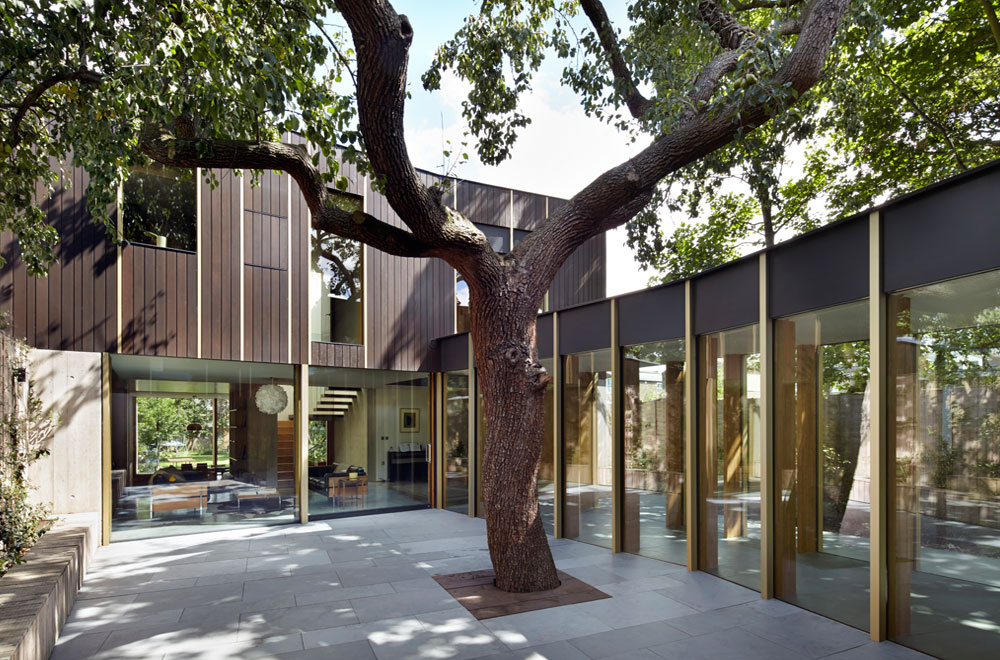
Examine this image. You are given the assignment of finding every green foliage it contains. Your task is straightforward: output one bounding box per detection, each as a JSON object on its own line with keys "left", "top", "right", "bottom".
{"left": 1, "top": 0, "right": 358, "bottom": 275}
{"left": 309, "top": 420, "right": 327, "bottom": 464}
{"left": 1, "top": 340, "right": 57, "bottom": 576}
{"left": 136, "top": 396, "right": 222, "bottom": 472}
{"left": 631, "top": 0, "right": 1000, "bottom": 283}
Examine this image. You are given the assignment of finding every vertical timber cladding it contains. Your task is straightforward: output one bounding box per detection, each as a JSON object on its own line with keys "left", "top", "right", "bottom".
{"left": 200, "top": 169, "right": 242, "bottom": 360}
{"left": 120, "top": 244, "right": 198, "bottom": 357}
{"left": 363, "top": 169, "right": 455, "bottom": 372}
{"left": 242, "top": 169, "right": 289, "bottom": 363}
{"left": 0, "top": 163, "right": 117, "bottom": 353}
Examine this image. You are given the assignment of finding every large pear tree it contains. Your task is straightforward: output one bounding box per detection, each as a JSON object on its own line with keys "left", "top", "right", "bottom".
{"left": 2, "top": 0, "right": 849, "bottom": 592}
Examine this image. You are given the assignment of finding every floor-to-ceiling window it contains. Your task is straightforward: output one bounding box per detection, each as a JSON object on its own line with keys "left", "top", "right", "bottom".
{"left": 109, "top": 356, "right": 297, "bottom": 542}
{"left": 773, "top": 300, "right": 870, "bottom": 630}
{"left": 444, "top": 370, "right": 470, "bottom": 514}
{"left": 698, "top": 325, "right": 761, "bottom": 590}
{"left": 889, "top": 270, "right": 1000, "bottom": 658}
{"left": 308, "top": 367, "right": 431, "bottom": 517}
{"left": 563, "top": 349, "right": 613, "bottom": 548}
{"left": 622, "top": 339, "right": 686, "bottom": 564}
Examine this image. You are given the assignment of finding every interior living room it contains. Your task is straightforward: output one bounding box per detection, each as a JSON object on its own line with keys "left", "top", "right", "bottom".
{"left": 108, "top": 355, "right": 298, "bottom": 542}
{"left": 306, "top": 366, "right": 431, "bottom": 518}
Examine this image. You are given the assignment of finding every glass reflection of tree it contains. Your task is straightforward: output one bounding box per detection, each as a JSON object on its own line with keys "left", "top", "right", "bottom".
{"left": 311, "top": 229, "right": 362, "bottom": 343}
{"left": 122, "top": 163, "right": 197, "bottom": 250}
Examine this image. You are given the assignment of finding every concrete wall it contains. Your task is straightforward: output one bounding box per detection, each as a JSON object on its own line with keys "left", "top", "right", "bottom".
{"left": 332, "top": 389, "right": 369, "bottom": 469}
{"left": 26, "top": 349, "right": 103, "bottom": 515}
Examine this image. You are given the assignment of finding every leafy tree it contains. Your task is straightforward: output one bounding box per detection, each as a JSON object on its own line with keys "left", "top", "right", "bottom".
{"left": 2, "top": 0, "right": 850, "bottom": 591}
{"left": 630, "top": 0, "right": 1000, "bottom": 282}
{"left": 136, "top": 397, "right": 215, "bottom": 471}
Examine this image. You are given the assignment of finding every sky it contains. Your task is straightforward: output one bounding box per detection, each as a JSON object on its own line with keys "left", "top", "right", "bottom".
{"left": 379, "top": 0, "right": 655, "bottom": 296}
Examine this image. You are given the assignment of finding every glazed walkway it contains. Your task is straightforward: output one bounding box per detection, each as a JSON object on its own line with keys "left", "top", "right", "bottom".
{"left": 52, "top": 509, "right": 931, "bottom": 660}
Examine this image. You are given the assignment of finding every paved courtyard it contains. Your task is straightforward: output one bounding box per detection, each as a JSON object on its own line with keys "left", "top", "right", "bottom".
{"left": 53, "top": 509, "right": 932, "bottom": 660}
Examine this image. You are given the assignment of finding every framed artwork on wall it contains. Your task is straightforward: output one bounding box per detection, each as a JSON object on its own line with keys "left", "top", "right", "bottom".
{"left": 399, "top": 408, "right": 419, "bottom": 433}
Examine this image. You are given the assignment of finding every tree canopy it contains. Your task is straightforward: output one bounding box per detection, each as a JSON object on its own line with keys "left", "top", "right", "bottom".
{"left": 626, "top": 0, "right": 1000, "bottom": 282}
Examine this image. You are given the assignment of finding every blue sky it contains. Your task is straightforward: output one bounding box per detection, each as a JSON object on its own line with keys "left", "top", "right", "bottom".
{"left": 371, "top": 1, "right": 651, "bottom": 294}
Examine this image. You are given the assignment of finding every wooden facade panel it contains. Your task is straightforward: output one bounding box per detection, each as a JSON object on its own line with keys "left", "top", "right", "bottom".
{"left": 514, "top": 190, "right": 547, "bottom": 230}
{"left": 119, "top": 245, "right": 197, "bottom": 357}
{"left": 458, "top": 181, "right": 509, "bottom": 228}
{"left": 311, "top": 341, "right": 364, "bottom": 368}
{"left": 201, "top": 168, "right": 242, "bottom": 361}
{"left": 549, "top": 233, "right": 606, "bottom": 311}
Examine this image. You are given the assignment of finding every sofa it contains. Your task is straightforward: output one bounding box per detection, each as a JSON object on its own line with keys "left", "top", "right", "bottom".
{"left": 307, "top": 464, "right": 367, "bottom": 494}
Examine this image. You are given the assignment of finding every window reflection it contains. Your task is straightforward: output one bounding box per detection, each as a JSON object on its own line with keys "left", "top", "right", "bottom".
{"left": 563, "top": 350, "right": 614, "bottom": 548}
{"left": 889, "top": 270, "right": 1000, "bottom": 658}
{"left": 122, "top": 164, "right": 197, "bottom": 251}
{"left": 623, "top": 340, "right": 686, "bottom": 564}
{"left": 774, "top": 300, "right": 870, "bottom": 630}
{"left": 699, "top": 325, "right": 761, "bottom": 590}
{"left": 309, "top": 230, "right": 363, "bottom": 344}
{"left": 444, "top": 370, "right": 470, "bottom": 514}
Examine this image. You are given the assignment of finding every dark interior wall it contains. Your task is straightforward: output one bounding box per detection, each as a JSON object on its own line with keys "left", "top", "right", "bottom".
{"left": 0, "top": 163, "right": 117, "bottom": 352}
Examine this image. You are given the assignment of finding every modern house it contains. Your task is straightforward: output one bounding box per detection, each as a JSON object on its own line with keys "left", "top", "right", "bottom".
{"left": 1, "top": 154, "right": 998, "bottom": 660}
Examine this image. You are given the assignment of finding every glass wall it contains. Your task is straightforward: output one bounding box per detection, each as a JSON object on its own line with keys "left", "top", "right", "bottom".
{"left": 563, "top": 350, "right": 614, "bottom": 548}
{"left": 309, "top": 230, "right": 363, "bottom": 344}
{"left": 623, "top": 340, "right": 686, "bottom": 564}
{"left": 698, "top": 325, "right": 761, "bottom": 590}
{"left": 308, "top": 367, "right": 430, "bottom": 517}
{"left": 109, "top": 356, "right": 297, "bottom": 542}
{"left": 773, "top": 301, "right": 870, "bottom": 630}
{"left": 889, "top": 270, "right": 1000, "bottom": 658}
{"left": 444, "top": 370, "right": 470, "bottom": 514}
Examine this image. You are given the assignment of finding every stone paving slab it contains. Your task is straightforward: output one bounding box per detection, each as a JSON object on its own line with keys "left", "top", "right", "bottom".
{"left": 53, "top": 510, "right": 935, "bottom": 660}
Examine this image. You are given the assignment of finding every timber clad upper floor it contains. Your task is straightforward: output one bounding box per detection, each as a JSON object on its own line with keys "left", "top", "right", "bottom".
{"left": 0, "top": 157, "right": 605, "bottom": 371}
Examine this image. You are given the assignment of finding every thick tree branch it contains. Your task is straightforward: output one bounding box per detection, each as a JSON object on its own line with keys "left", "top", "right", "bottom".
{"left": 699, "top": 0, "right": 755, "bottom": 50}
{"left": 139, "top": 127, "right": 439, "bottom": 259}
{"left": 579, "top": 0, "right": 654, "bottom": 119}
{"left": 335, "top": 0, "right": 490, "bottom": 266}
{"left": 518, "top": 0, "right": 849, "bottom": 288}
{"left": 7, "top": 68, "right": 101, "bottom": 149}
{"left": 684, "top": 50, "right": 741, "bottom": 120}
{"left": 733, "top": 0, "right": 804, "bottom": 10}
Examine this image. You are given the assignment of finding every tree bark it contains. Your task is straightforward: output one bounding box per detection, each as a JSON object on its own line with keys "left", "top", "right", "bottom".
{"left": 470, "top": 288, "right": 559, "bottom": 592}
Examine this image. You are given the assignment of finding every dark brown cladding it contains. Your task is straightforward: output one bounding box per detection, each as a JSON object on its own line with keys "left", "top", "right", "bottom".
{"left": 363, "top": 177, "right": 456, "bottom": 372}
{"left": 121, "top": 244, "right": 197, "bottom": 357}
{"left": 311, "top": 341, "right": 365, "bottom": 368}
{"left": 200, "top": 168, "right": 242, "bottom": 361}
{"left": 0, "top": 164, "right": 117, "bottom": 353}
{"left": 1, "top": 150, "right": 605, "bottom": 367}
{"left": 243, "top": 169, "right": 289, "bottom": 364}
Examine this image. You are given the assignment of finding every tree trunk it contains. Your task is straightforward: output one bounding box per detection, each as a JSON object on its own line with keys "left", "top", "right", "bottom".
{"left": 470, "top": 292, "right": 561, "bottom": 592}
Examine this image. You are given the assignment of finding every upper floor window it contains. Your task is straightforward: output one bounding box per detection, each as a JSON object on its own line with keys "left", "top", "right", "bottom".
{"left": 122, "top": 164, "right": 197, "bottom": 251}
{"left": 456, "top": 274, "right": 471, "bottom": 333}
{"left": 310, "top": 229, "right": 363, "bottom": 345}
